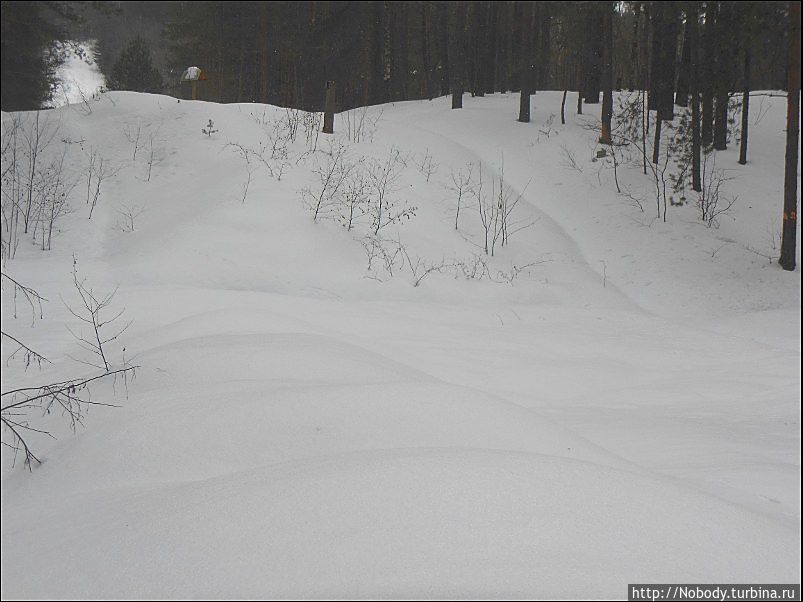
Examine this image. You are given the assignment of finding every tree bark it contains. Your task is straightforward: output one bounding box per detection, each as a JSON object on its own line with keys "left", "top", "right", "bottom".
{"left": 600, "top": 3, "right": 614, "bottom": 144}
{"left": 518, "top": 2, "right": 535, "bottom": 123}
{"left": 652, "top": 113, "right": 662, "bottom": 164}
{"left": 689, "top": 2, "right": 701, "bottom": 192}
{"left": 322, "top": 80, "right": 335, "bottom": 134}
{"left": 675, "top": 12, "right": 693, "bottom": 107}
{"left": 701, "top": 3, "right": 716, "bottom": 146}
{"left": 583, "top": 7, "right": 602, "bottom": 104}
{"left": 448, "top": 1, "right": 464, "bottom": 109}
{"left": 738, "top": 44, "right": 750, "bottom": 165}
{"left": 713, "top": 2, "right": 731, "bottom": 151}
{"left": 779, "top": 0, "right": 800, "bottom": 271}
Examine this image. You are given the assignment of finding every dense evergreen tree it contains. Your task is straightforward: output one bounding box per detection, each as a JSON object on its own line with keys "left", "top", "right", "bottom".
{"left": 107, "top": 37, "right": 164, "bottom": 93}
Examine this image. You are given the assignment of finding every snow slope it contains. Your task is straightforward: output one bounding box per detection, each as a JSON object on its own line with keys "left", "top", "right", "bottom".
{"left": 1, "top": 89, "right": 800, "bottom": 599}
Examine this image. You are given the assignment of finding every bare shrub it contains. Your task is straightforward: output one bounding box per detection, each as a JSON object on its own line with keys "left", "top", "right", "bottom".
{"left": 697, "top": 151, "right": 736, "bottom": 228}
{"left": 473, "top": 163, "right": 535, "bottom": 256}
{"left": 414, "top": 147, "right": 439, "bottom": 182}
{"left": 446, "top": 162, "right": 476, "bottom": 231}
{"left": 62, "top": 256, "right": 132, "bottom": 372}
{"left": 1, "top": 271, "right": 136, "bottom": 470}
{"left": 342, "top": 106, "right": 382, "bottom": 143}
{"left": 115, "top": 203, "right": 145, "bottom": 232}
{"left": 365, "top": 147, "right": 415, "bottom": 234}
{"left": 301, "top": 140, "right": 355, "bottom": 221}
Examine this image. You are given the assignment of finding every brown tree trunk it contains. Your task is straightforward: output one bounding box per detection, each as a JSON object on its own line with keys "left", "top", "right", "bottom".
{"left": 449, "top": 1, "right": 464, "bottom": 109}
{"left": 713, "top": 2, "right": 731, "bottom": 151}
{"left": 689, "top": 2, "right": 701, "bottom": 192}
{"left": 738, "top": 45, "right": 750, "bottom": 165}
{"left": 322, "top": 80, "right": 335, "bottom": 134}
{"left": 518, "top": 2, "right": 535, "bottom": 123}
{"left": 583, "top": 6, "right": 602, "bottom": 104}
{"left": 779, "top": 0, "right": 800, "bottom": 271}
{"left": 652, "top": 114, "right": 662, "bottom": 164}
{"left": 701, "top": 3, "right": 716, "bottom": 146}
{"left": 600, "top": 3, "right": 614, "bottom": 144}
{"left": 675, "top": 12, "right": 693, "bottom": 107}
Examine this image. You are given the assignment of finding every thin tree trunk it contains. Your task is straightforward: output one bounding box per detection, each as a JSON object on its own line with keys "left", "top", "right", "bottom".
{"left": 779, "top": 0, "right": 800, "bottom": 271}
{"left": 701, "top": 3, "right": 716, "bottom": 146}
{"left": 689, "top": 2, "right": 701, "bottom": 191}
{"left": 652, "top": 115, "right": 662, "bottom": 164}
{"left": 518, "top": 2, "right": 534, "bottom": 123}
{"left": 713, "top": 2, "right": 730, "bottom": 151}
{"left": 738, "top": 45, "right": 750, "bottom": 165}
{"left": 449, "top": 1, "right": 464, "bottom": 109}
{"left": 561, "top": 89, "right": 567, "bottom": 124}
{"left": 675, "top": 12, "right": 693, "bottom": 107}
{"left": 599, "top": 3, "right": 614, "bottom": 144}
{"left": 322, "top": 80, "right": 335, "bottom": 134}
{"left": 259, "top": 2, "right": 270, "bottom": 103}
{"left": 583, "top": 6, "right": 602, "bottom": 104}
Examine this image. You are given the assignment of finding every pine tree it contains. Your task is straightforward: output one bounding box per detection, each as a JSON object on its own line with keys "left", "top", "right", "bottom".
{"left": 107, "top": 37, "right": 164, "bottom": 94}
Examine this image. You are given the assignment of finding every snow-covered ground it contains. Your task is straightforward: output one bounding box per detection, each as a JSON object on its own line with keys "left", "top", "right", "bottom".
{"left": 1, "top": 86, "right": 800, "bottom": 599}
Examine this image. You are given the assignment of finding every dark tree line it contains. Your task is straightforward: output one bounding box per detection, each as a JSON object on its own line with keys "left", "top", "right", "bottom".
{"left": 156, "top": 1, "right": 791, "bottom": 114}
{"left": 2, "top": 2, "right": 793, "bottom": 115}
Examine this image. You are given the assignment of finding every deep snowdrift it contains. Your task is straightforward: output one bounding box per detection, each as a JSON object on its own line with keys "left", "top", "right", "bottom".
{"left": 1, "top": 90, "right": 800, "bottom": 598}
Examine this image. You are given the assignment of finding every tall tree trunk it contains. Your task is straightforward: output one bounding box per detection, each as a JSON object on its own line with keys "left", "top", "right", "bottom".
{"left": 779, "top": 0, "right": 800, "bottom": 271}
{"left": 738, "top": 43, "right": 750, "bottom": 164}
{"left": 471, "top": 1, "right": 487, "bottom": 97}
{"left": 583, "top": 7, "right": 602, "bottom": 104}
{"left": 600, "top": 2, "right": 614, "bottom": 144}
{"left": 420, "top": 1, "right": 432, "bottom": 99}
{"left": 689, "top": 2, "right": 702, "bottom": 192}
{"left": 713, "top": 2, "right": 731, "bottom": 151}
{"left": 648, "top": 2, "right": 678, "bottom": 121}
{"left": 437, "top": 1, "right": 450, "bottom": 96}
{"left": 652, "top": 113, "right": 662, "bottom": 164}
{"left": 448, "top": 1, "right": 464, "bottom": 109}
{"left": 485, "top": 1, "right": 498, "bottom": 94}
{"left": 382, "top": 1, "right": 393, "bottom": 102}
{"left": 675, "top": 12, "right": 693, "bottom": 107}
{"left": 322, "top": 80, "right": 335, "bottom": 134}
{"left": 518, "top": 2, "right": 535, "bottom": 123}
{"left": 701, "top": 2, "right": 716, "bottom": 146}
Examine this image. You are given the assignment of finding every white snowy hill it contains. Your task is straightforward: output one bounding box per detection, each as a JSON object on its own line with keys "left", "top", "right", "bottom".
{"left": 1, "top": 89, "right": 800, "bottom": 599}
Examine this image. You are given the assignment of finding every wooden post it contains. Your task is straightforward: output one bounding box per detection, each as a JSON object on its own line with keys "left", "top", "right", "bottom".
{"left": 322, "top": 80, "right": 335, "bottom": 134}
{"left": 191, "top": 80, "right": 198, "bottom": 100}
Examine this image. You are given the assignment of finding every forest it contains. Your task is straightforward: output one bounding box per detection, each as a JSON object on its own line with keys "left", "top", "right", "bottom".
{"left": 2, "top": 2, "right": 799, "bottom": 270}
{"left": 1, "top": 2, "right": 801, "bottom": 599}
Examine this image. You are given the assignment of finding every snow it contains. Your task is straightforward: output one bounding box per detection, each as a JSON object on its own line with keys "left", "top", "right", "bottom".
{"left": 1, "top": 86, "right": 800, "bottom": 598}
{"left": 48, "top": 41, "right": 105, "bottom": 108}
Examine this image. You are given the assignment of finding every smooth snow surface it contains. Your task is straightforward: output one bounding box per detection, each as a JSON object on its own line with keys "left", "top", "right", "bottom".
{"left": 2, "top": 89, "right": 800, "bottom": 599}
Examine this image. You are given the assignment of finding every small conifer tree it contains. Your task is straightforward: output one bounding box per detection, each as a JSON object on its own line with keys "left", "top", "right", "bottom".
{"left": 107, "top": 37, "right": 164, "bottom": 93}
